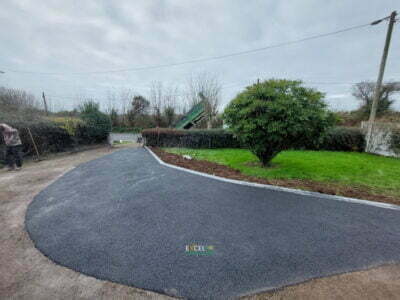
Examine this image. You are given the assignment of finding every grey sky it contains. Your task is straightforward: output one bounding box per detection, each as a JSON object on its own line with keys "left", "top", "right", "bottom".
{"left": 0, "top": 1, "right": 399, "bottom": 112}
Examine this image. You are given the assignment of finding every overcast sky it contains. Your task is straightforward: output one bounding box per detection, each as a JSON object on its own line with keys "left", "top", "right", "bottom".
{"left": 0, "top": 1, "right": 399, "bottom": 112}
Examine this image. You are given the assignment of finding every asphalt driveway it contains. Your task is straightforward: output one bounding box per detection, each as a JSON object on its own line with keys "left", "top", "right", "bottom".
{"left": 26, "top": 148, "right": 400, "bottom": 299}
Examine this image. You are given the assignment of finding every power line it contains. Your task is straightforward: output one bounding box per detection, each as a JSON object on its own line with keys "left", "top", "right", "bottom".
{"left": 3, "top": 20, "right": 376, "bottom": 76}
{"left": 45, "top": 80, "right": 384, "bottom": 103}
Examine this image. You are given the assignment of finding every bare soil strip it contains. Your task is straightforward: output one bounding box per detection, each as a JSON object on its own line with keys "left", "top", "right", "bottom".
{"left": 151, "top": 147, "right": 400, "bottom": 206}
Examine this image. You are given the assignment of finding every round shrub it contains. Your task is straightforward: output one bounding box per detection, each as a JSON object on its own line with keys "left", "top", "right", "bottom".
{"left": 223, "top": 79, "right": 334, "bottom": 165}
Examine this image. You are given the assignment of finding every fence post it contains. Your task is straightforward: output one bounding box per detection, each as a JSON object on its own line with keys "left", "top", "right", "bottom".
{"left": 27, "top": 128, "right": 41, "bottom": 161}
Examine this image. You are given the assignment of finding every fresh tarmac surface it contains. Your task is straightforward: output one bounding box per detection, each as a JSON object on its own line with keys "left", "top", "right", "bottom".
{"left": 26, "top": 148, "right": 400, "bottom": 299}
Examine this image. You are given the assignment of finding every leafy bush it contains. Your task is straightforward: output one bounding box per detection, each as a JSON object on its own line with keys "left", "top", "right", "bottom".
{"left": 314, "top": 127, "right": 365, "bottom": 152}
{"left": 75, "top": 116, "right": 111, "bottom": 144}
{"left": 142, "top": 128, "right": 241, "bottom": 148}
{"left": 50, "top": 117, "right": 84, "bottom": 136}
{"left": 223, "top": 79, "right": 334, "bottom": 165}
{"left": 0, "top": 121, "right": 74, "bottom": 162}
{"left": 76, "top": 101, "right": 112, "bottom": 144}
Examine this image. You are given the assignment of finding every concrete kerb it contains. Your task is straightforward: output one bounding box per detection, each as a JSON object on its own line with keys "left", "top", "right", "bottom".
{"left": 145, "top": 146, "right": 400, "bottom": 211}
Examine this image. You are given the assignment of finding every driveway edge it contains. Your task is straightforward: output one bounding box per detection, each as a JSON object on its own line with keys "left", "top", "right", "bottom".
{"left": 145, "top": 146, "right": 400, "bottom": 211}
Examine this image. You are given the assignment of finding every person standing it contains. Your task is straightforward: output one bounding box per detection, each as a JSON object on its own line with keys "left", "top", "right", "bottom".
{"left": 0, "top": 123, "right": 23, "bottom": 171}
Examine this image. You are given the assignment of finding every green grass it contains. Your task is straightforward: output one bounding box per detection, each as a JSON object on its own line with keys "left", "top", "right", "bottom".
{"left": 164, "top": 148, "right": 400, "bottom": 197}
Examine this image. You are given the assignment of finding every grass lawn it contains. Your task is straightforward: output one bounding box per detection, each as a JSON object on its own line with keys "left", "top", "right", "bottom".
{"left": 164, "top": 148, "right": 400, "bottom": 198}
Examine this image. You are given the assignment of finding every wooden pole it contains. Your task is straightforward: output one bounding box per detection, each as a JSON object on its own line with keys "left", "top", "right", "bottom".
{"left": 366, "top": 11, "right": 397, "bottom": 152}
{"left": 42, "top": 92, "right": 49, "bottom": 116}
{"left": 27, "top": 128, "right": 41, "bottom": 161}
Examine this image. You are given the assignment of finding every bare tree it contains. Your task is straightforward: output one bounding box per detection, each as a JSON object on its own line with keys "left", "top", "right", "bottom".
{"left": 106, "top": 90, "right": 118, "bottom": 114}
{"left": 118, "top": 89, "right": 134, "bottom": 126}
{"left": 148, "top": 82, "right": 183, "bottom": 127}
{"left": 105, "top": 91, "right": 119, "bottom": 127}
{"left": 163, "top": 86, "right": 179, "bottom": 127}
{"left": 0, "top": 86, "right": 41, "bottom": 122}
{"left": 149, "top": 81, "right": 165, "bottom": 127}
{"left": 352, "top": 81, "right": 400, "bottom": 117}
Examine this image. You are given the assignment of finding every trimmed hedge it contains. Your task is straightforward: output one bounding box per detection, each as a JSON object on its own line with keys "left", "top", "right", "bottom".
{"left": 0, "top": 122, "right": 74, "bottom": 162}
{"left": 0, "top": 117, "right": 112, "bottom": 165}
{"left": 314, "top": 127, "right": 365, "bottom": 152}
{"left": 142, "top": 128, "right": 242, "bottom": 148}
{"left": 143, "top": 127, "right": 365, "bottom": 152}
{"left": 54, "top": 115, "right": 111, "bottom": 145}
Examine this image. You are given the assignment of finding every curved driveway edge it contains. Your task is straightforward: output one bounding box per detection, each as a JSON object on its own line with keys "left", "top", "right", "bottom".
{"left": 146, "top": 146, "right": 400, "bottom": 211}
{"left": 26, "top": 147, "right": 400, "bottom": 299}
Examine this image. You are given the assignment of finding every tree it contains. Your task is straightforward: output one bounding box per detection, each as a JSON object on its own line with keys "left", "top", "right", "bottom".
{"left": 149, "top": 81, "right": 165, "bottom": 127}
{"left": 163, "top": 106, "right": 175, "bottom": 127}
{"left": 109, "top": 108, "right": 119, "bottom": 128}
{"left": 148, "top": 82, "right": 180, "bottom": 127}
{"left": 79, "top": 100, "right": 112, "bottom": 143}
{"left": 0, "top": 86, "right": 42, "bottom": 122}
{"left": 223, "top": 79, "right": 334, "bottom": 166}
{"left": 79, "top": 100, "right": 100, "bottom": 115}
{"left": 352, "top": 81, "right": 400, "bottom": 117}
{"left": 162, "top": 86, "right": 177, "bottom": 127}
{"left": 131, "top": 95, "right": 150, "bottom": 115}
{"left": 127, "top": 95, "right": 149, "bottom": 126}
{"left": 115, "top": 89, "right": 135, "bottom": 127}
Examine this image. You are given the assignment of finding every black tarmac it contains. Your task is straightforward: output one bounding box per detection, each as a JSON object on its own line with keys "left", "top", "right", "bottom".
{"left": 26, "top": 148, "right": 400, "bottom": 299}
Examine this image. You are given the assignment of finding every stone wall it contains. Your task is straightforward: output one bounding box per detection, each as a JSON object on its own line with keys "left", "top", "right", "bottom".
{"left": 361, "top": 121, "right": 400, "bottom": 157}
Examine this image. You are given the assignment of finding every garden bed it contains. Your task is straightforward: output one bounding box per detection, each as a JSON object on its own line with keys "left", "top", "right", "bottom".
{"left": 150, "top": 147, "right": 400, "bottom": 206}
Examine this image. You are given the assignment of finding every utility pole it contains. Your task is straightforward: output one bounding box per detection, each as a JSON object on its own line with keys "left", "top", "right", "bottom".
{"left": 366, "top": 10, "right": 397, "bottom": 152}
{"left": 42, "top": 91, "right": 49, "bottom": 115}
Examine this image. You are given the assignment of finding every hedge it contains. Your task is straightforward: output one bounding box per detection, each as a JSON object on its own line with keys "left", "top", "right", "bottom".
{"left": 313, "top": 127, "right": 365, "bottom": 152}
{"left": 0, "top": 122, "right": 74, "bottom": 162}
{"left": 0, "top": 117, "right": 111, "bottom": 165}
{"left": 53, "top": 114, "right": 111, "bottom": 145}
{"left": 142, "top": 128, "right": 242, "bottom": 148}
{"left": 78, "top": 110, "right": 112, "bottom": 144}
{"left": 143, "top": 127, "right": 365, "bottom": 152}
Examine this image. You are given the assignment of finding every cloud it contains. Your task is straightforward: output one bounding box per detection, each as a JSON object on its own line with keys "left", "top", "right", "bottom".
{"left": 327, "top": 94, "right": 349, "bottom": 99}
{"left": 0, "top": 0, "right": 399, "bottom": 111}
